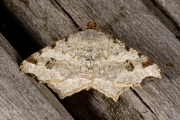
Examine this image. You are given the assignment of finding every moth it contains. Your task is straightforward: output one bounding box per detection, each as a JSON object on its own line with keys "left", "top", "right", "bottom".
{"left": 20, "top": 22, "right": 161, "bottom": 101}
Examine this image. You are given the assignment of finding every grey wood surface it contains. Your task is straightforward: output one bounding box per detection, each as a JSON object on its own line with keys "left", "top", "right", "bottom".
{"left": 0, "top": 33, "right": 74, "bottom": 120}
{"left": 153, "top": 0, "right": 180, "bottom": 29}
{"left": 1, "top": 0, "right": 180, "bottom": 119}
{"left": 141, "top": 0, "right": 180, "bottom": 37}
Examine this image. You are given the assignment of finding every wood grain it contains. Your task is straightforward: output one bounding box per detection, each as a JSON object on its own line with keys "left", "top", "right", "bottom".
{"left": 1, "top": 0, "right": 180, "bottom": 119}
{"left": 0, "top": 33, "right": 73, "bottom": 120}
{"left": 141, "top": 0, "right": 180, "bottom": 37}
{"left": 153, "top": 0, "right": 180, "bottom": 29}
{"left": 1, "top": 0, "right": 77, "bottom": 47}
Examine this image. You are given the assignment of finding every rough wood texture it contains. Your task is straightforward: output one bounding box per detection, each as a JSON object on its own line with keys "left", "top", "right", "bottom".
{"left": 153, "top": 0, "right": 180, "bottom": 29}
{"left": 141, "top": 0, "right": 180, "bottom": 37}
{"left": 1, "top": 0, "right": 180, "bottom": 119}
{"left": 0, "top": 33, "right": 73, "bottom": 120}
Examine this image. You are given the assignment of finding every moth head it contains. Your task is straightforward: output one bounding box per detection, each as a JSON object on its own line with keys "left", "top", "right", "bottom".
{"left": 87, "top": 21, "right": 96, "bottom": 29}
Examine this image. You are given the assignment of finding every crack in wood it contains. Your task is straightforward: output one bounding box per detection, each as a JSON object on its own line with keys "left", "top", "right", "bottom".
{"left": 163, "top": 72, "right": 173, "bottom": 83}
{"left": 50, "top": 0, "right": 81, "bottom": 30}
{"left": 89, "top": 91, "right": 115, "bottom": 120}
{"left": 150, "top": 0, "right": 180, "bottom": 30}
{"left": 130, "top": 88, "right": 159, "bottom": 120}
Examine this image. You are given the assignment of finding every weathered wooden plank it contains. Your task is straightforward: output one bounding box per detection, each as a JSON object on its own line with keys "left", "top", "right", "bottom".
{"left": 61, "top": 89, "right": 158, "bottom": 120}
{"left": 141, "top": 0, "right": 180, "bottom": 37}
{"left": 152, "top": 0, "right": 180, "bottom": 29}
{"left": 38, "top": 0, "right": 180, "bottom": 119}
{"left": 0, "top": 33, "right": 74, "bottom": 120}
{"left": 1, "top": 0, "right": 180, "bottom": 119}
{"left": 0, "top": 0, "right": 77, "bottom": 47}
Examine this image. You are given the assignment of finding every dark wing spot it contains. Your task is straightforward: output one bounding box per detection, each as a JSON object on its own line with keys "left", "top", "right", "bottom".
{"left": 65, "top": 37, "right": 68, "bottom": 42}
{"left": 126, "top": 62, "right": 134, "bottom": 72}
{"left": 51, "top": 58, "right": 55, "bottom": 61}
{"left": 125, "top": 60, "right": 129, "bottom": 63}
{"left": 124, "top": 60, "right": 134, "bottom": 72}
{"left": 138, "top": 53, "right": 142, "bottom": 57}
{"left": 50, "top": 43, "right": 56, "bottom": 49}
{"left": 26, "top": 56, "right": 37, "bottom": 64}
{"left": 45, "top": 58, "right": 55, "bottom": 69}
{"left": 45, "top": 60, "right": 51, "bottom": 67}
{"left": 125, "top": 45, "right": 130, "bottom": 51}
{"left": 142, "top": 59, "right": 154, "bottom": 68}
